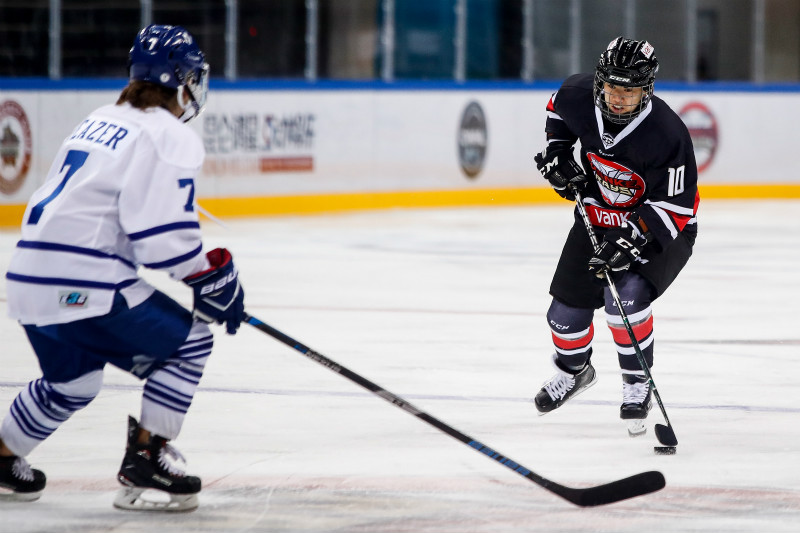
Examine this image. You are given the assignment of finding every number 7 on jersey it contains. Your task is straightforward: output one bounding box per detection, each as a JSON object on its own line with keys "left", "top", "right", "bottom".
{"left": 27, "top": 150, "right": 89, "bottom": 225}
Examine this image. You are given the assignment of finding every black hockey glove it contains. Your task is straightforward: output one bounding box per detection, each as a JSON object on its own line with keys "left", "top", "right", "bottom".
{"left": 534, "top": 145, "right": 587, "bottom": 201}
{"left": 589, "top": 216, "right": 652, "bottom": 277}
{"left": 184, "top": 248, "right": 245, "bottom": 334}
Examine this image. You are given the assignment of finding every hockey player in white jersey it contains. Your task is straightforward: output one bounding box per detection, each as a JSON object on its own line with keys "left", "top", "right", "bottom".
{"left": 0, "top": 25, "right": 244, "bottom": 511}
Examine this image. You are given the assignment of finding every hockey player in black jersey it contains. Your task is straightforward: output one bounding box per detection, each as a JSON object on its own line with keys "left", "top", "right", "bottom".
{"left": 532, "top": 37, "right": 699, "bottom": 437}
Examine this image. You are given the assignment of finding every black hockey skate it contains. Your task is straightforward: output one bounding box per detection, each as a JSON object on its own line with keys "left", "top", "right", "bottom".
{"left": 114, "top": 416, "right": 201, "bottom": 512}
{"left": 534, "top": 354, "right": 597, "bottom": 414}
{"left": 0, "top": 455, "right": 46, "bottom": 501}
{"left": 620, "top": 373, "right": 652, "bottom": 437}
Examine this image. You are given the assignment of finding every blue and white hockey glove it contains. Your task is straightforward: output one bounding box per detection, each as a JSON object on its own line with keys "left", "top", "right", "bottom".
{"left": 184, "top": 248, "right": 245, "bottom": 334}
{"left": 589, "top": 216, "right": 652, "bottom": 277}
{"left": 534, "top": 144, "right": 588, "bottom": 201}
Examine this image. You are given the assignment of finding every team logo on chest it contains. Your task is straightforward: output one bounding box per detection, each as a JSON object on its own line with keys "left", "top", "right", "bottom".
{"left": 586, "top": 152, "right": 646, "bottom": 207}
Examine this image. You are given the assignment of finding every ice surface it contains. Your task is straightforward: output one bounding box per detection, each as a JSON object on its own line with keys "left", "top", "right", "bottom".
{"left": 1, "top": 201, "right": 798, "bottom": 532}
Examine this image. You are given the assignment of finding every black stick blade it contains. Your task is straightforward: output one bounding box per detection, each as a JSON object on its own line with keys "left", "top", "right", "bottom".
{"left": 558, "top": 471, "right": 666, "bottom": 507}
{"left": 655, "top": 424, "right": 678, "bottom": 446}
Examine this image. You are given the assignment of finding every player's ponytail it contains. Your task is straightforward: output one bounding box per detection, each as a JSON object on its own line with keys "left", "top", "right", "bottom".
{"left": 116, "top": 80, "right": 178, "bottom": 112}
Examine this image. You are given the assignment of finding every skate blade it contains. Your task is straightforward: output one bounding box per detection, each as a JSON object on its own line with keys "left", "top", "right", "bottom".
{"left": 0, "top": 488, "right": 43, "bottom": 502}
{"left": 626, "top": 419, "right": 647, "bottom": 438}
{"left": 113, "top": 487, "right": 198, "bottom": 512}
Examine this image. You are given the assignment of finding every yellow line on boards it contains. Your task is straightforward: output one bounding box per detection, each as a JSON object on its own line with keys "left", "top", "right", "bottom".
{"left": 2, "top": 184, "right": 800, "bottom": 227}
{"left": 0, "top": 205, "right": 26, "bottom": 229}
{"left": 183, "top": 184, "right": 800, "bottom": 219}
{"left": 196, "top": 188, "right": 559, "bottom": 218}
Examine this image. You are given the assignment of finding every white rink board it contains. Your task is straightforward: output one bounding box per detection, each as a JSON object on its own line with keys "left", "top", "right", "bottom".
{"left": 0, "top": 86, "right": 796, "bottom": 205}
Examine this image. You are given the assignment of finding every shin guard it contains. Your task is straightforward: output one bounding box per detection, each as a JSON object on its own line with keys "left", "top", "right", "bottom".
{"left": 546, "top": 299, "right": 595, "bottom": 370}
{"left": 140, "top": 322, "right": 213, "bottom": 440}
{"left": 604, "top": 274, "right": 655, "bottom": 372}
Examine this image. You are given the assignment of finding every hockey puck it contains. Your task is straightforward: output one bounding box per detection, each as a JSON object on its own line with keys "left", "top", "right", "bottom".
{"left": 654, "top": 446, "right": 677, "bottom": 455}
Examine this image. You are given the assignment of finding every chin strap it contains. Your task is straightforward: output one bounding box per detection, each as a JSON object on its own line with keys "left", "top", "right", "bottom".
{"left": 176, "top": 85, "right": 199, "bottom": 123}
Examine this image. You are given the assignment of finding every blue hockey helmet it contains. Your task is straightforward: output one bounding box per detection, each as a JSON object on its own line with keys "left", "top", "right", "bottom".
{"left": 594, "top": 37, "right": 659, "bottom": 125}
{"left": 128, "top": 24, "right": 209, "bottom": 122}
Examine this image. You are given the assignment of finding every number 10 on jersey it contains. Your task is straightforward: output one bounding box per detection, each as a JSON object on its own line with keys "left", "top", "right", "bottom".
{"left": 667, "top": 165, "right": 685, "bottom": 197}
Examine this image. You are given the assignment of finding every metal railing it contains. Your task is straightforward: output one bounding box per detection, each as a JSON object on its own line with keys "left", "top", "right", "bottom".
{"left": 4, "top": 0, "right": 785, "bottom": 83}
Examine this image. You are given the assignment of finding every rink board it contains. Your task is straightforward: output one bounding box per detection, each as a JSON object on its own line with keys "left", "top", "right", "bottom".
{"left": 1, "top": 82, "right": 799, "bottom": 225}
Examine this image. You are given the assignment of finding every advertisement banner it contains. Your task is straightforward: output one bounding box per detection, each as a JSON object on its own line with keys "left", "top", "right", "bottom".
{"left": 2, "top": 87, "right": 799, "bottom": 211}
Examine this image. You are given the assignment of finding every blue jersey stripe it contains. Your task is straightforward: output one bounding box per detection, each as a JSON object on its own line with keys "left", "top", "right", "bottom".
{"left": 5, "top": 272, "right": 138, "bottom": 290}
{"left": 128, "top": 221, "right": 200, "bottom": 241}
{"left": 16, "top": 240, "right": 138, "bottom": 270}
{"left": 143, "top": 244, "right": 203, "bottom": 269}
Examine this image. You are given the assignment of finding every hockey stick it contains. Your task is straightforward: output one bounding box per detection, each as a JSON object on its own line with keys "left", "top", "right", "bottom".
{"left": 571, "top": 188, "right": 678, "bottom": 448}
{"left": 244, "top": 313, "right": 665, "bottom": 506}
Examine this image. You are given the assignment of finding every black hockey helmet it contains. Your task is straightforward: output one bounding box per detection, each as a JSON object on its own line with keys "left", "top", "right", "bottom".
{"left": 594, "top": 37, "right": 659, "bottom": 125}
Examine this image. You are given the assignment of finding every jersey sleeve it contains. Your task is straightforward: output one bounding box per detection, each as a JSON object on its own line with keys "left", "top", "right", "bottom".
{"left": 635, "top": 123, "right": 699, "bottom": 249}
{"left": 118, "top": 130, "right": 209, "bottom": 280}
{"left": 544, "top": 91, "right": 579, "bottom": 147}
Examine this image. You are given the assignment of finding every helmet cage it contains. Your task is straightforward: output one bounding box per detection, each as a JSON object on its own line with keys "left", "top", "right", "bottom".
{"left": 593, "top": 37, "right": 658, "bottom": 125}
{"left": 177, "top": 63, "right": 209, "bottom": 122}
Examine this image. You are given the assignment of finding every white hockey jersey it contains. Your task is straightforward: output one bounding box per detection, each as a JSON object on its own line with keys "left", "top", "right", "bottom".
{"left": 6, "top": 103, "right": 210, "bottom": 326}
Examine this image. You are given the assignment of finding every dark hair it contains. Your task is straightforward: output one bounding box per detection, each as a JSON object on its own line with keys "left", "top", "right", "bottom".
{"left": 116, "top": 80, "right": 177, "bottom": 110}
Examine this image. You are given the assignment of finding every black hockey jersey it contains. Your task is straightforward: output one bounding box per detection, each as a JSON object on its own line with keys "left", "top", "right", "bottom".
{"left": 544, "top": 73, "right": 699, "bottom": 250}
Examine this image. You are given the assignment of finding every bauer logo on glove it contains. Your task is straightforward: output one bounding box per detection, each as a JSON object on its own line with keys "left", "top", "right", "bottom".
{"left": 198, "top": 270, "right": 238, "bottom": 296}
{"left": 184, "top": 248, "right": 245, "bottom": 334}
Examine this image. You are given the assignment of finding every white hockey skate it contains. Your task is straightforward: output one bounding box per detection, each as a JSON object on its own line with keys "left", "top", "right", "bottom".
{"left": 620, "top": 373, "right": 652, "bottom": 438}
